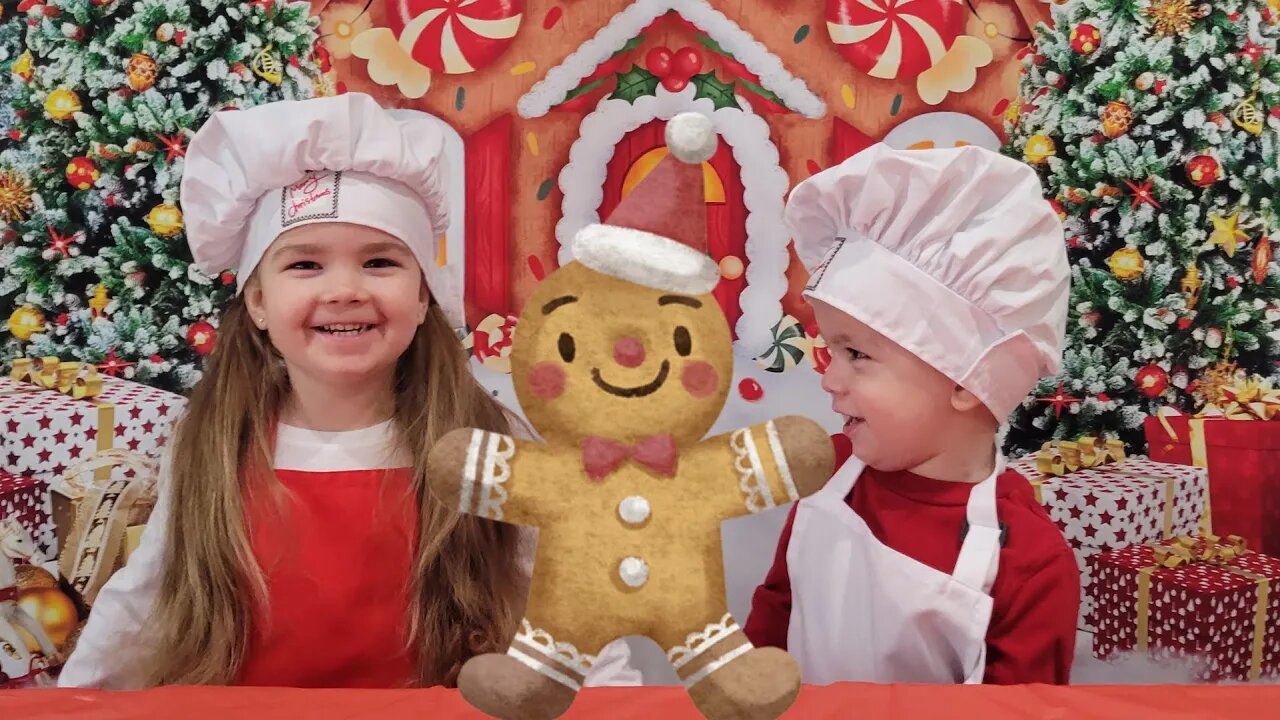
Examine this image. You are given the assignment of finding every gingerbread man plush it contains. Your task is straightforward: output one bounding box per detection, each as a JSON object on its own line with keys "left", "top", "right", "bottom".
{"left": 428, "top": 113, "right": 834, "bottom": 720}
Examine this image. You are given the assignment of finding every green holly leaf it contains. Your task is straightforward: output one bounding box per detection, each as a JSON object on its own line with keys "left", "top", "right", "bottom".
{"left": 612, "top": 35, "right": 646, "bottom": 57}
{"left": 609, "top": 64, "right": 658, "bottom": 104}
{"left": 738, "top": 78, "right": 789, "bottom": 109}
{"left": 692, "top": 72, "right": 739, "bottom": 110}
{"left": 563, "top": 76, "right": 607, "bottom": 103}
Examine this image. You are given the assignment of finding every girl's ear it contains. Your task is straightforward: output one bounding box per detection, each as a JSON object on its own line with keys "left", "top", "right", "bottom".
{"left": 244, "top": 278, "right": 268, "bottom": 329}
{"left": 419, "top": 280, "right": 431, "bottom": 325}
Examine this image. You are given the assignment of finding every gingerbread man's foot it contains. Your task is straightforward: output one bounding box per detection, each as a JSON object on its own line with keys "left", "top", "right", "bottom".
{"left": 686, "top": 646, "right": 800, "bottom": 720}
{"left": 665, "top": 614, "right": 799, "bottom": 720}
{"left": 457, "top": 652, "right": 578, "bottom": 720}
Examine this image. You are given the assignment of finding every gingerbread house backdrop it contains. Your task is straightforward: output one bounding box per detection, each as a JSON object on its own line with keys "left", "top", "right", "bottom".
{"left": 314, "top": 0, "right": 1054, "bottom": 436}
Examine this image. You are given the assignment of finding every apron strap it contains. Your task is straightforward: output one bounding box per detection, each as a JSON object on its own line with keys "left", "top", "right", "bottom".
{"left": 951, "top": 453, "right": 1004, "bottom": 595}
{"left": 820, "top": 454, "right": 865, "bottom": 502}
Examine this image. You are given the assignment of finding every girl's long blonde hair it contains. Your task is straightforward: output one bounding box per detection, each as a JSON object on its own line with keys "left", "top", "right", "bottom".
{"left": 138, "top": 296, "right": 525, "bottom": 687}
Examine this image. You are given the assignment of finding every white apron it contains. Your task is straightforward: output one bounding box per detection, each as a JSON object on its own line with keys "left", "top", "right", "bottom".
{"left": 786, "top": 454, "right": 1005, "bottom": 685}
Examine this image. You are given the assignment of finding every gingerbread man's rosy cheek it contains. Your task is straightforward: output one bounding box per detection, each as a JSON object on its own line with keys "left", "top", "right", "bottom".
{"left": 529, "top": 362, "right": 567, "bottom": 400}
{"left": 681, "top": 361, "right": 719, "bottom": 398}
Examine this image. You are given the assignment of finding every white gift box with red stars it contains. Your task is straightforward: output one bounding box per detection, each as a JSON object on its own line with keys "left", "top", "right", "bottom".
{"left": 0, "top": 375, "right": 183, "bottom": 480}
{"left": 1007, "top": 455, "right": 1209, "bottom": 632}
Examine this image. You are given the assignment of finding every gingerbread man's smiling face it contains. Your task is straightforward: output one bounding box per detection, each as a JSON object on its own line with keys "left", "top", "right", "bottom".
{"left": 511, "top": 262, "right": 733, "bottom": 446}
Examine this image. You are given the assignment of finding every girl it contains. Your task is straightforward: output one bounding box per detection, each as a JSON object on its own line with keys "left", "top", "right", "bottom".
{"left": 58, "top": 93, "right": 638, "bottom": 689}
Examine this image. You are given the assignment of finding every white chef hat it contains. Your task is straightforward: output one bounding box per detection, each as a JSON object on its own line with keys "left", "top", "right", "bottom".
{"left": 787, "top": 143, "right": 1069, "bottom": 422}
{"left": 179, "top": 92, "right": 462, "bottom": 328}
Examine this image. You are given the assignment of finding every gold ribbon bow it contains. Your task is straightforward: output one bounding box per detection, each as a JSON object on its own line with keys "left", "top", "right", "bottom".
{"left": 1035, "top": 436, "right": 1127, "bottom": 476}
{"left": 1216, "top": 376, "right": 1280, "bottom": 421}
{"left": 9, "top": 356, "right": 103, "bottom": 399}
{"left": 1137, "top": 533, "right": 1269, "bottom": 681}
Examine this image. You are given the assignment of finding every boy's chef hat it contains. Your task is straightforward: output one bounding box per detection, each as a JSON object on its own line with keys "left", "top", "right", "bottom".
{"left": 180, "top": 92, "right": 461, "bottom": 328}
{"left": 787, "top": 143, "right": 1069, "bottom": 422}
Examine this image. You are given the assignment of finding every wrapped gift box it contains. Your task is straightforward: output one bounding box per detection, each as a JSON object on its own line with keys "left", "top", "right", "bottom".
{"left": 0, "top": 361, "right": 184, "bottom": 480}
{"left": 1144, "top": 411, "right": 1280, "bottom": 557}
{"left": 0, "top": 470, "right": 55, "bottom": 559}
{"left": 1090, "top": 535, "right": 1280, "bottom": 682}
{"left": 1009, "top": 449, "right": 1208, "bottom": 631}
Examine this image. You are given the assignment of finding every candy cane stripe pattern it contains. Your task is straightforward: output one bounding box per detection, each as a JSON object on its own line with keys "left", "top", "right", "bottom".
{"left": 389, "top": 0, "right": 524, "bottom": 74}
{"left": 826, "top": 0, "right": 965, "bottom": 81}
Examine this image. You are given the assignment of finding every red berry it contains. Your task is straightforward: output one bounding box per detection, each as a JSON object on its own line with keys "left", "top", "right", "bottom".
{"left": 738, "top": 378, "right": 764, "bottom": 402}
{"left": 1096, "top": 392, "right": 1111, "bottom": 403}
{"left": 645, "top": 47, "right": 673, "bottom": 77}
{"left": 661, "top": 75, "right": 689, "bottom": 93}
{"left": 672, "top": 47, "right": 702, "bottom": 78}
{"left": 1177, "top": 317, "right": 1192, "bottom": 330}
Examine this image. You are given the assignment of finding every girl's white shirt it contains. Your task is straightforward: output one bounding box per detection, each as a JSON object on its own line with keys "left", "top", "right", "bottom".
{"left": 57, "top": 419, "right": 643, "bottom": 689}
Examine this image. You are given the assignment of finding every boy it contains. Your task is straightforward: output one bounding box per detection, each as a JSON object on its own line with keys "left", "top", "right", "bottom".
{"left": 744, "top": 144, "right": 1080, "bottom": 685}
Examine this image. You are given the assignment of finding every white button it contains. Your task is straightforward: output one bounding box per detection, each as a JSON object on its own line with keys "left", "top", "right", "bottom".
{"left": 618, "top": 496, "right": 651, "bottom": 525}
{"left": 619, "top": 557, "right": 648, "bottom": 588}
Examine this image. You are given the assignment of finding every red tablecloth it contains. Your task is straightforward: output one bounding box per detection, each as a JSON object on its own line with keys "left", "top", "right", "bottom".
{"left": 3, "top": 683, "right": 1278, "bottom": 718}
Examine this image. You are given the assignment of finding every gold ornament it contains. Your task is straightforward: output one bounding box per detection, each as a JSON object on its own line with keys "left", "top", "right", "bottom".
{"left": 146, "top": 204, "right": 183, "bottom": 236}
{"left": 1145, "top": 0, "right": 1197, "bottom": 37}
{"left": 1181, "top": 263, "right": 1202, "bottom": 308}
{"left": 1232, "top": 93, "right": 1263, "bottom": 135}
{"left": 125, "top": 53, "right": 158, "bottom": 92}
{"left": 719, "top": 255, "right": 744, "bottom": 281}
{"left": 1024, "top": 134, "right": 1056, "bottom": 164}
{"left": 7, "top": 305, "right": 47, "bottom": 341}
{"left": 17, "top": 586, "right": 78, "bottom": 653}
{"left": 0, "top": 169, "right": 33, "bottom": 222}
{"left": 1101, "top": 101, "right": 1133, "bottom": 139}
{"left": 1003, "top": 98, "right": 1022, "bottom": 125}
{"left": 1194, "top": 361, "right": 1240, "bottom": 407}
{"left": 1107, "top": 247, "right": 1145, "bottom": 280}
{"left": 44, "top": 87, "right": 81, "bottom": 121}
{"left": 251, "top": 45, "right": 283, "bottom": 85}
{"left": 88, "top": 284, "right": 109, "bottom": 316}
{"left": 1209, "top": 209, "right": 1249, "bottom": 257}
{"left": 11, "top": 49, "right": 33, "bottom": 81}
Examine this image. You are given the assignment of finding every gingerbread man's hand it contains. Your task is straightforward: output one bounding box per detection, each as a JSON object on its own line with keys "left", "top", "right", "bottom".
{"left": 771, "top": 415, "right": 836, "bottom": 499}
{"left": 426, "top": 427, "right": 544, "bottom": 527}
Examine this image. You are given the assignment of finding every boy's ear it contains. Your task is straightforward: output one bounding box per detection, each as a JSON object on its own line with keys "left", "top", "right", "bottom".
{"left": 950, "top": 385, "right": 987, "bottom": 414}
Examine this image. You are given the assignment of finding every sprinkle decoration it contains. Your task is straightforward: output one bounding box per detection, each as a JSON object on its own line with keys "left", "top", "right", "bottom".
{"left": 525, "top": 132, "right": 539, "bottom": 156}
{"left": 542, "top": 6, "right": 562, "bottom": 30}
{"left": 840, "top": 84, "right": 856, "bottom": 109}
{"left": 536, "top": 178, "right": 554, "bottom": 201}
{"left": 510, "top": 61, "right": 536, "bottom": 75}
{"left": 793, "top": 25, "right": 810, "bottom": 43}
{"left": 454, "top": 87, "right": 466, "bottom": 111}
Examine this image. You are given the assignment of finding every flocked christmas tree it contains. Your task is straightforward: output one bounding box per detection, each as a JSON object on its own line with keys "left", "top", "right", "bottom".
{"left": 1002, "top": 0, "right": 1280, "bottom": 455}
{"left": 0, "top": 0, "right": 332, "bottom": 393}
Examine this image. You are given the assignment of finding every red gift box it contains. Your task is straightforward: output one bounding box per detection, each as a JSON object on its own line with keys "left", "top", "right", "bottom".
{"left": 1090, "top": 535, "right": 1280, "bottom": 682}
{"left": 0, "top": 470, "right": 54, "bottom": 559}
{"left": 1144, "top": 412, "right": 1280, "bottom": 556}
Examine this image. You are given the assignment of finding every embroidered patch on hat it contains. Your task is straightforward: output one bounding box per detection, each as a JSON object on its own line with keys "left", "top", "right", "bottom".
{"left": 280, "top": 171, "right": 341, "bottom": 227}
{"left": 804, "top": 237, "right": 846, "bottom": 293}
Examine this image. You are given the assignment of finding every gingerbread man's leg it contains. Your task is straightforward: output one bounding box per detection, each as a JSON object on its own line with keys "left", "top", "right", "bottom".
{"left": 660, "top": 611, "right": 800, "bottom": 720}
{"left": 458, "top": 613, "right": 599, "bottom": 720}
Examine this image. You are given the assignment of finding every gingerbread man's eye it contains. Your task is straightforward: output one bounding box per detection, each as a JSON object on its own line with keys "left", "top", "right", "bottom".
{"left": 558, "top": 332, "right": 576, "bottom": 363}
{"left": 673, "top": 326, "right": 692, "bottom": 357}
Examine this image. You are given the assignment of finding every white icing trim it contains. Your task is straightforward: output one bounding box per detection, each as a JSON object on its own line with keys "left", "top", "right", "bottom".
{"left": 764, "top": 420, "right": 799, "bottom": 502}
{"left": 478, "top": 432, "right": 515, "bottom": 520}
{"left": 511, "top": 619, "right": 597, "bottom": 681}
{"left": 555, "top": 87, "right": 791, "bottom": 357}
{"left": 460, "top": 429, "right": 484, "bottom": 515}
{"left": 516, "top": 0, "right": 825, "bottom": 120}
{"left": 508, "top": 647, "right": 583, "bottom": 691}
{"left": 682, "top": 642, "right": 750, "bottom": 688}
{"left": 574, "top": 223, "right": 720, "bottom": 294}
{"left": 730, "top": 428, "right": 774, "bottom": 513}
{"left": 667, "top": 613, "right": 740, "bottom": 670}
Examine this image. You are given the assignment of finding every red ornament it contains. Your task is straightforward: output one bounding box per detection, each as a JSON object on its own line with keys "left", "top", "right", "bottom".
{"left": 825, "top": 0, "right": 965, "bottom": 81}
{"left": 64, "top": 156, "right": 99, "bottom": 191}
{"left": 738, "top": 378, "right": 764, "bottom": 402}
{"left": 220, "top": 270, "right": 236, "bottom": 285}
{"left": 1240, "top": 40, "right": 1266, "bottom": 64}
{"left": 1124, "top": 178, "right": 1161, "bottom": 211}
{"left": 96, "top": 348, "right": 133, "bottom": 377}
{"left": 56, "top": 313, "right": 68, "bottom": 326}
{"left": 155, "top": 133, "right": 186, "bottom": 163}
{"left": 1096, "top": 392, "right": 1111, "bottom": 403}
{"left": 1185, "top": 154, "right": 1220, "bottom": 188}
{"left": 645, "top": 47, "right": 673, "bottom": 77}
{"left": 187, "top": 320, "right": 217, "bottom": 355}
{"left": 1254, "top": 236, "right": 1272, "bottom": 284}
{"left": 1177, "top": 316, "right": 1192, "bottom": 330}
{"left": 1069, "top": 23, "right": 1101, "bottom": 55}
{"left": 1037, "top": 383, "right": 1081, "bottom": 418}
{"left": 1048, "top": 198, "right": 1067, "bottom": 220}
{"left": 1135, "top": 364, "right": 1169, "bottom": 398}
{"left": 1227, "top": 276, "right": 1240, "bottom": 289}
{"left": 313, "top": 42, "right": 332, "bottom": 73}
{"left": 46, "top": 226, "right": 75, "bottom": 256}
{"left": 386, "top": 0, "right": 525, "bottom": 75}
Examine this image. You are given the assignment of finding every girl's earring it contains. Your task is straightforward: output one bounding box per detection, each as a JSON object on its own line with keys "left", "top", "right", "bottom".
{"left": 257, "top": 317, "right": 266, "bottom": 328}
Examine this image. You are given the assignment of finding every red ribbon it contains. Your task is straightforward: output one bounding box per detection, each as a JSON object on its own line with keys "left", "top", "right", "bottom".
{"left": 582, "top": 434, "right": 678, "bottom": 481}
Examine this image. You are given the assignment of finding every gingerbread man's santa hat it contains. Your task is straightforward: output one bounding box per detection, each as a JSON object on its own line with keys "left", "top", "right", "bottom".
{"left": 572, "top": 113, "right": 721, "bottom": 295}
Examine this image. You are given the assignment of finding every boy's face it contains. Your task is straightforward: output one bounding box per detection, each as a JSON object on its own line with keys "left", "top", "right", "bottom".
{"left": 245, "top": 222, "right": 429, "bottom": 392}
{"left": 811, "top": 298, "right": 964, "bottom": 474}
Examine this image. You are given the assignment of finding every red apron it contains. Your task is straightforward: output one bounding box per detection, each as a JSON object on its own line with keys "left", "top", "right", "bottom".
{"left": 236, "top": 467, "right": 419, "bottom": 688}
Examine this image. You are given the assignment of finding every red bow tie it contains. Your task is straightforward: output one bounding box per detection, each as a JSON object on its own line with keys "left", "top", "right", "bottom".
{"left": 582, "top": 434, "right": 678, "bottom": 481}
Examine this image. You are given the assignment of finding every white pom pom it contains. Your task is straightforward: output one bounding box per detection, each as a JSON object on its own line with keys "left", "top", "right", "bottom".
{"left": 665, "top": 112, "right": 717, "bottom": 164}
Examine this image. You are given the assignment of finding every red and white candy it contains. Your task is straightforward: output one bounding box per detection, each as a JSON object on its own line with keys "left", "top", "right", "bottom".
{"left": 387, "top": 0, "right": 524, "bottom": 74}
{"left": 825, "top": 0, "right": 966, "bottom": 81}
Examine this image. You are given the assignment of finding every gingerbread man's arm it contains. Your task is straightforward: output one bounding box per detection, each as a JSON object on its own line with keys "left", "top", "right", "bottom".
{"left": 712, "top": 416, "right": 835, "bottom": 520}
{"left": 426, "top": 427, "right": 546, "bottom": 528}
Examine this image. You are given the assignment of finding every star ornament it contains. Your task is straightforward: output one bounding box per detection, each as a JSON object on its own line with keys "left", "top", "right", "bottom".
{"left": 1209, "top": 210, "right": 1250, "bottom": 257}
{"left": 1240, "top": 41, "right": 1267, "bottom": 64}
{"left": 1038, "top": 383, "right": 1082, "bottom": 418}
{"left": 1124, "top": 179, "right": 1161, "bottom": 211}
{"left": 1145, "top": 0, "right": 1197, "bottom": 37}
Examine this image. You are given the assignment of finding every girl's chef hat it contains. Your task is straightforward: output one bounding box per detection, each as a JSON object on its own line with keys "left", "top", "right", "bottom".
{"left": 179, "top": 92, "right": 461, "bottom": 328}
{"left": 786, "top": 143, "right": 1070, "bottom": 422}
